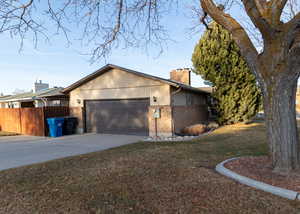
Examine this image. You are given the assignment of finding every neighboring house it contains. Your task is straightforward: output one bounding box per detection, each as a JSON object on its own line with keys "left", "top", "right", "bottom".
{"left": 63, "top": 64, "right": 210, "bottom": 137}
{"left": 0, "top": 81, "right": 69, "bottom": 108}
{"left": 0, "top": 95, "right": 11, "bottom": 108}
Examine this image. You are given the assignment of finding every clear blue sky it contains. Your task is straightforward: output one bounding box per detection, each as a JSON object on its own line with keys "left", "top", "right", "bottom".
{"left": 0, "top": 1, "right": 254, "bottom": 95}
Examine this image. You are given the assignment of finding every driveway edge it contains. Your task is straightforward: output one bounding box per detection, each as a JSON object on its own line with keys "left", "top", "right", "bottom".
{"left": 216, "top": 157, "right": 300, "bottom": 200}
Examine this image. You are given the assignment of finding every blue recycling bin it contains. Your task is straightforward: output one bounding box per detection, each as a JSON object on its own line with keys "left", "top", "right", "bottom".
{"left": 47, "top": 118, "right": 65, "bottom": 137}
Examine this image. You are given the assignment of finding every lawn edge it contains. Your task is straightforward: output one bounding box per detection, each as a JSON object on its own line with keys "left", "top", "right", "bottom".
{"left": 143, "top": 128, "right": 216, "bottom": 142}
{"left": 216, "top": 157, "right": 300, "bottom": 200}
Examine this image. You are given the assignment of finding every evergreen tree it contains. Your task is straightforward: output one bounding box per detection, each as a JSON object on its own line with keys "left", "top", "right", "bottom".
{"left": 192, "top": 22, "right": 261, "bottom": 125}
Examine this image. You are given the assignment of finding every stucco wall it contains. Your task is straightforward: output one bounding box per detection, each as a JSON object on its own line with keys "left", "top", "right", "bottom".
{"left": 69, "top": 68, "right": 171, "bottom": 107}
{"left": 172, "top": 89, "right": 207, "bottom": 106}
{"left": 70, "top": 107, "right": 84, "bottom": 134}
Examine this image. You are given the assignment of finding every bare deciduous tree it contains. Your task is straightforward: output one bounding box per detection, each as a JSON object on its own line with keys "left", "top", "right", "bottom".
{"left": 200, "top": 0, "right": 300, "bottom": 173}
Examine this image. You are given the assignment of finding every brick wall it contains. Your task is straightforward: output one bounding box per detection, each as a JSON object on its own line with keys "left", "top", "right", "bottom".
{"left": 170, "top": 69, "right": 191, "bottom": 85}
{"left": 148, "top": 106, "right": 173, "bottom": 137}
{"left": 172, "top": 105, "right": 209, "bottom": 134}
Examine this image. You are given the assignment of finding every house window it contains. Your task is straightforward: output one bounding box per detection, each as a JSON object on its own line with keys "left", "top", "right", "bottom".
{"left": 186, "top": 94, "right": 193, "bottom": 106}
{"left": 52, "top": 100, "right": 61, "bottom": 106}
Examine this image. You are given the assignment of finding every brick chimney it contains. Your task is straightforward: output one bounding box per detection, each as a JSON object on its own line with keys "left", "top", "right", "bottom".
{"left": 34, "top": 80, "right": 49, "bottom": 93}
{"left": 170, "top": 68, "right": 191, "bottom": 85}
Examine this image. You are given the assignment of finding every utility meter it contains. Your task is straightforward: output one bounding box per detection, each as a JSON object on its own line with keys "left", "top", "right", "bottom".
{"left": 153, "top": 108, "right": 161, "bottom": 119}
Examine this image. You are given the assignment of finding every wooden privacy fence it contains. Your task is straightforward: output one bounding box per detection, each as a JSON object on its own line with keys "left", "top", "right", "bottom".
{"left": 0, "top": 107, "right": 69, "bottom": 136}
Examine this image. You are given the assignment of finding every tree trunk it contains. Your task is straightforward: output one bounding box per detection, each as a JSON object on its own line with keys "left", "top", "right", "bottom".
{"left": 263, "top": 76, "right": 300, "bottom": 173}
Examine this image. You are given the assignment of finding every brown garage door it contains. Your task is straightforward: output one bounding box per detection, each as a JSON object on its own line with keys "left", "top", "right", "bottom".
{"left": 85, "top": 99, "right": 150, "bottom": 136}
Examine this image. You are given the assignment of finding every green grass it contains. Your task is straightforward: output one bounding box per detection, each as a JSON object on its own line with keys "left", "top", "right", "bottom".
{"left": 0, "top": 122, "right": 299, "bottom": 213}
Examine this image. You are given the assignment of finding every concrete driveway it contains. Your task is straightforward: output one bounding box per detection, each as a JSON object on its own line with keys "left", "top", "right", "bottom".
{"left": 0, "top": 134, "right": 144, "bottom": 171}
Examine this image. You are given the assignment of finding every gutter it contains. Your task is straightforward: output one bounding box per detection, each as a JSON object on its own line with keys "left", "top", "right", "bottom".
{"left": 4, "top": 97, "right": 34, "bottom": 102}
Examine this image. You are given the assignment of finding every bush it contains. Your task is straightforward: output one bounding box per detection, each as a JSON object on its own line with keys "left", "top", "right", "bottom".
{"left": 181, "top": 124, "right": 208, "bottom": 136}
{"left": 192, "top": 22, "right": 261, "bottom": 125}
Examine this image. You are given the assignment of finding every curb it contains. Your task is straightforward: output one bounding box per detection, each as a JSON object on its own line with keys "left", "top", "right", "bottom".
{"left": 216, "top": 157, "right": 300, "bottom": 200}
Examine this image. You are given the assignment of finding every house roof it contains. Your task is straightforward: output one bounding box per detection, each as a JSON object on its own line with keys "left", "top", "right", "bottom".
{"left": 198, "top": 87, "right": 213, "bottom": 94}
{"left": 35, "top": 87, "right": 66, "bottom": 98}
{"left": 0, "top": 95, "right": 11, "bottom": 100}
{"left": 62, "top": 64, "right": 209, "bottom": 94}
{"left": 0, "top": 87, "right": 66, "bottom": 102}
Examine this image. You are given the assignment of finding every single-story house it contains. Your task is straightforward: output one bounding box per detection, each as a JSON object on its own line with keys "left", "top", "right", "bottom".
{"left": 63, "top": 64, "right": 210, "bottom": 137}
{"left": 0, "top": 87, "right": 69, "bottom": 108}
{"left": 0, "top": 95, "right": 11, "bottom": 108}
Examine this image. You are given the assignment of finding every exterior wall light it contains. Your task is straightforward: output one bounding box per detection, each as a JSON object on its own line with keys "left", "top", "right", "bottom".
{"left": 153, "top": 96, "right": 157, "bottom": 103}
{"left": 77, "top": 99, "right": 81, "bottom": 104}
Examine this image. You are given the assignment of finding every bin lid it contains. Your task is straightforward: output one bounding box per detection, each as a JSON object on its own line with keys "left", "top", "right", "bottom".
{"left": 64, "top": 117, "right": 77, "bottom": 121}
{"left": 47, "top": 117, "right": 65, "bottom": 123}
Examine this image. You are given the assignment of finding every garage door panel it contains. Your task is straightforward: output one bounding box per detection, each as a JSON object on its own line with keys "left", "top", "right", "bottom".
{"left": 85, "top": 99, "right": 149, "bottom": 135}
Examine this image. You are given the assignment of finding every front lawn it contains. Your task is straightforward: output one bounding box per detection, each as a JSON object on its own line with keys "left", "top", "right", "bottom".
{"left": 0, "top": 122, "right": 299, "bottom": 213}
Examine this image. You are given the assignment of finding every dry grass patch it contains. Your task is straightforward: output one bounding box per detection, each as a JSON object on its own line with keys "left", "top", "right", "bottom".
{"left": 0, "top": 122, "right": 300, "bottom": 213}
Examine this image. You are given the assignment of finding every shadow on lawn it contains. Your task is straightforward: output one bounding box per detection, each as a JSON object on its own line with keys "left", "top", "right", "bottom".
{"left": 1, "top": 121, "right": 300, "bottom": 214}
{"left": 108, "top": 121, "right": 270, "bottom": 170}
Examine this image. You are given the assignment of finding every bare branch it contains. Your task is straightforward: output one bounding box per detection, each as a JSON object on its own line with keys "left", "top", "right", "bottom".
{"left": 0, "top": 0, "right": 49, "bottom": 49}
{"left": 0, "top": 0, "right": 297, "bottom": 63}
{"left": 241, "top": 0, "right": 276, "bottom": 39}
{"left": 286, "top": 11, "right": 300, "bottom": 27}
{"left": 268, "top": 0, "right": 288, "bottom": 23}
{"left": 284, "top": 11, "right": 300, "bottom": 53}
{"left": 200, "top": 11, "right": 210, "bottom": 30}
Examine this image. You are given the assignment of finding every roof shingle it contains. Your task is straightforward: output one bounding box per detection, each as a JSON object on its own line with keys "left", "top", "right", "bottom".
{"left": 0, "top": 87, "right": 66, "bottom": 102}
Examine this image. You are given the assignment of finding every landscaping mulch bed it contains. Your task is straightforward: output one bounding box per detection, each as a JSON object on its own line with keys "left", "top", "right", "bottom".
{"left": 225, "top": 156, "right": 300, "bottom": 193}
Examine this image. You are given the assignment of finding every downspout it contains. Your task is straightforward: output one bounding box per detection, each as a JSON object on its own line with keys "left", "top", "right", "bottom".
{"left": 40, "top": 97, "right": 47, "bottom": 107}
{"left": 171, "top": 86, "right": 183, "bottom": 136}
{"left": 33, "top": 96, "right": 47, "bottom": 108}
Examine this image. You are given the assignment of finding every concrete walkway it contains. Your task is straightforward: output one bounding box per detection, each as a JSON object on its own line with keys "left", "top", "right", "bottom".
{"left": 0, "top": 134, "right": 143, "bottom": 171}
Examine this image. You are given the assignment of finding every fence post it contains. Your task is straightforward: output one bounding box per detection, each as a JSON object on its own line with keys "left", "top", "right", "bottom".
{"left": 19, "top": 108, "right": 22, "bottom": 134}
{"left": 42, "top": 107, "right": 46, "bottom": 136}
